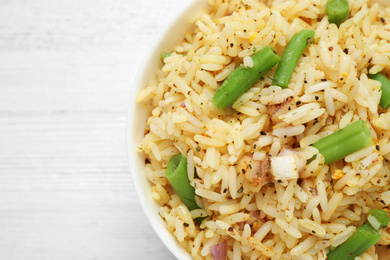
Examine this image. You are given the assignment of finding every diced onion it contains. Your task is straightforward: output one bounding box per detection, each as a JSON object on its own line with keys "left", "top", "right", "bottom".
{"left": 210, "top": 240, "right": 227, "bottom": 260}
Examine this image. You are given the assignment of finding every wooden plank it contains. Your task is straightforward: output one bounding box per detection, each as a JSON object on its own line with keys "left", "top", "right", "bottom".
{"left": 0, "top": 0, "right": 190, "bottom": 258}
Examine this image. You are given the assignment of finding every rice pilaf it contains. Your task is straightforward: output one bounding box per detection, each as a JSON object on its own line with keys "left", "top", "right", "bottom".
{"left": 136, "top": 0, "right": 390, "bottom": 259}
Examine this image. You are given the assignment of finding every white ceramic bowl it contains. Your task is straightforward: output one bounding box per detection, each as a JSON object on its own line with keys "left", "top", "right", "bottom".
{"left": 127, "top": 1, "right": 390, "bottom": 259}
{"left": 127, "top": 0, "right": 209, "bottom": 259}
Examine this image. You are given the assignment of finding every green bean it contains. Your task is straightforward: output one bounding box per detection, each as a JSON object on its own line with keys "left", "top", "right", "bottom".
{"left": 166, "top": 153, "right": 199, "bottom": 211}
{"left": 272, "top": 29, "right": 315, "bottom": 88}
{"left": 328, "top": 210, "right": 389, "bottom": 259}
{"left": 161, "top": 52, "right": 186, "bottom": 64}
{"left": 369, "top": 72, "right": 390, "bottom": 108}
{"left": 312, "top": 120, "right": 372, "bottom": 164}
{"left": 367, "top": 209, "right": 390, "bottom": 230}
{"left": 161, "top": 51, "right": 171, "bottom": 63}
{"left": 327, "top": 223, "right": 381, "bottom": 260}
{"left": 326, "top": 0, "right": 350, "bottom": 26}
{"left": 212, "top": 46, "right": 280, "bottom": 109}
{"left": 166, "top": 153, "right": 207, "bottom": 224}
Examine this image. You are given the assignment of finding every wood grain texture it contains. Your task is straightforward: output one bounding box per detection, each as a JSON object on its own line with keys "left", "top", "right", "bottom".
{"left": 0, "top": 0, "right": 190, "bottom": 259}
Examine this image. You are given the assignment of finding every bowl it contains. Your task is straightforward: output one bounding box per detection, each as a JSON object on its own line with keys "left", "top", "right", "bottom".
{"left": 127, "top": 0, "right": 390, "bottom": 259}
{"left": 127, "top": 0, "right": 209, "bottom": 259}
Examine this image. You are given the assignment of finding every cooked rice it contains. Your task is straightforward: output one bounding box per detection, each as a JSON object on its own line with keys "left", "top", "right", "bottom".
{"left": 136, "top": 0, "right": 390, "bottom": 259}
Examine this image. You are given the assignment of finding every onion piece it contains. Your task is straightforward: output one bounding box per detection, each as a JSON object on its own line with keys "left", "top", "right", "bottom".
{"left": 270, "top": 154, "right": 299, "bottom": 181}
{"left": 236, "top": 154, "right": 271, "bottom": 186}
{"left": 240, "top": 221, "right": 247, "bottom": 231}
{"left": 278, "top": 148, "right": 306, "bottom": 173}
{"left": 210, "top": 241, "right": 227, "bottom": 260}
{"left": 251, "top": 211, "right": 266, "bottom": 223}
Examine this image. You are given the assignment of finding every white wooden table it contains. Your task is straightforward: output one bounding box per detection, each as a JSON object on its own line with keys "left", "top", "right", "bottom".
{"left": 0, "top": 0, "right": 190, "bottom": 259}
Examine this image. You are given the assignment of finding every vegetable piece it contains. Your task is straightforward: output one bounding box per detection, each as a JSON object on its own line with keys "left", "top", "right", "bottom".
{"left": 166, "top": 153, "right": 199, "bottom": 211}
{"left": 367, "top": 209, "right": 390, "bottom": 230}
{"left": 326, "top": 0, "right": 349, "bottom": 26}
{"left": 161, "top": 51, "right": 171, "bottom": 63}
{"left": 251, "top": 211, "right": 266, "bottom": 223}
{"left": 272, "top": 29, "right": 315, "bottom": 88}
{"left": 368, "top": 72, "right": 390, "bottom": 108}
{"left": 327, "top": 223, "right": 381, "bottom": 260}
{"left": 161, "top": 52, "right": 186, "bottom": 63}
{"left": 270, "top": 154, "right": 299, "bottom": 181}
{"left": 312, "top": 120, "right": 372, "bottom": 164}
{"left": 212, "top": 46, "right": 280, "bottom": 109}
{"left": 237, "top": 155, "right": 271, "bottom": 186}
{"left": 210, "top": 241, "right": 227, "bottom": 260}
{"left": 268, "top": 96, "right": 297, "bottom": 124}
{"left": 278, "top": 148, "right": 306, "bottom": 173}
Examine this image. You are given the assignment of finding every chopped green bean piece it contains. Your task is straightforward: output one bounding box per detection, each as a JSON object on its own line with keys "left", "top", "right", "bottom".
{"left": 161, "top": 52, "right": 186, "bottom": 64}
{"left": 212, "top": 46, "right": 280, "bottom": 109}
{"left": 166, "top": 153, "right": 206, "bottom": 224}
{"left": 326, "top": 0, "right": 349, "bottom": 26}
{"left": 272, "top": 29, "right": 315, "bottom": 88}
{"left": 367, "top": 209, "right": 390, "bottom": 230}
{"left": 312, "top": 120, "right": 372, "bottom": 164}
{"left": 166, "top": 153, "right": 199, "bottom": 211}
{"left": 327, "top": 223, "right": 381, "bottom": 260}
{"left": 369, "top": 72, "right": 390, "bottom": 108}
{"left": 161, "top": 51, "right": 171, "bottom": 63}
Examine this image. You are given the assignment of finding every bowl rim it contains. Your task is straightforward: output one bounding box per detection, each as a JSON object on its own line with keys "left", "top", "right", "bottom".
{"left": 127, "top": 0, "right": 209, "bottom": 259}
